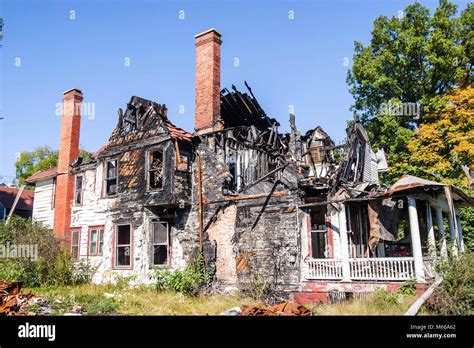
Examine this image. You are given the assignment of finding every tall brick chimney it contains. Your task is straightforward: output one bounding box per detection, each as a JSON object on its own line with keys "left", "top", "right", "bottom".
{"left": 53, "top": 88, "right": 82, "bottom": 246}
{"left": 194, "top": 28, "right": 222, "bottom": 134}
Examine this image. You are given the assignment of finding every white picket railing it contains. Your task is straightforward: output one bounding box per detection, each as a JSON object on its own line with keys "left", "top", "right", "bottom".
{"left": 305, "top": 257, "right": 418, "bottom": 281}
{"left": 349, "top": 257, "right": 415, "bottom": 281}
{"left": 306, "top": 259, "right": 343, "bottom": 280}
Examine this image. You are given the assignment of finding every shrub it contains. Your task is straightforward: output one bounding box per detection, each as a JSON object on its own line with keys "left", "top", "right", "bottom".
{"left": 48, "top": 251, "right": 76, "bottom": 286}
{"left": 0, "top": 216, "right": 90, "bottom": 287}
{"left": 154, "top": 254, "right": 212, "bottom": 296}
{"left": 425, "top": 253, "right": 474, "bottom": 315}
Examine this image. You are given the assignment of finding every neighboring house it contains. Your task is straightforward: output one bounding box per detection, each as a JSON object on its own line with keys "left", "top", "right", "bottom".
{"left": 26, "top": 28, "right": 472, "bottom": 302}
{"left": 0, "top": 186, "right": 34, "bottom": 221}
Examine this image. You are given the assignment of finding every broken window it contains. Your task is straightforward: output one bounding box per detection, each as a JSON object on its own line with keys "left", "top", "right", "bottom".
{"left": 74, "top": 175, "right": 83, "bottom": 206}
{"left": 148, "top": 150, "right": 164, "bottom": 189}
{"left": 310, "top": 206, "right": 328, "bottom": 259}
{"left": 309, "top": 140, "right": 324, "bottom": 164}
{"left": 89, "top": 227, "right": 104, "bottom": 256}
{"left": 105, "top": 159, "right": 118, "bottom": 197}
{"left": 152, "top": 221, "right": 169, "bottom": 265}
{"left": 71, "top": 230, "right": 80, "bottom": 261}
{"left": 115, "top": 224, "right": 132, "bottom": 268}
{"left": 227, "top": 150, "right": 238, "bottom": 192}
{"left": 178, "top": 152, "right": 189, "bottom": 171}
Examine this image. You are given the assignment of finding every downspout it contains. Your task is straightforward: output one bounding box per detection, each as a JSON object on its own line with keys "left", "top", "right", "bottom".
{"left": 197, "top": 152, "right": 203, "bottom": 255}
{"left": 405, "top": 277, "right": 443, "bottom": 316}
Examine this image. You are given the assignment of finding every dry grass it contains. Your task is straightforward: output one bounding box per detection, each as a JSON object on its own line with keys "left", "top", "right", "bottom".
{"left": 25, "top": 283, "right": 254, "bottom": 315}
{"left": 310, "top": 290, "right": 418, "bottom": 316}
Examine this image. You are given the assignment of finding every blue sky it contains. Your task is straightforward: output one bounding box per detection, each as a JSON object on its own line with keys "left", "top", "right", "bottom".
{"left": 0, "top": 0, "right": 470, "bottom": 182}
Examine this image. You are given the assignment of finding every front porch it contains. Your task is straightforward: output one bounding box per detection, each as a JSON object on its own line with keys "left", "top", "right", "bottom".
{"left": 301, "top": 176, "right": 470, "bottom": 284}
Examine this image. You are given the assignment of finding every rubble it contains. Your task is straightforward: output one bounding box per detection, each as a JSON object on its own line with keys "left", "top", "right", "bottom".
{"left": 220, "top": 306, "right": 242, "bottom": 316}
{"left": 240, "top": 301, "right": 311, "bottom": 316}
{"left": 0, "top": 281, "right": 33, "bottom": 315}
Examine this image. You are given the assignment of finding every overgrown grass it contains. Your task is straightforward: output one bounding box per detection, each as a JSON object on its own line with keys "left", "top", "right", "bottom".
{"left": 0, "top": 216, "right": 93, "bottom": 287}
{"left": 311, "top": 289, "right": 418, "bottom": 316}
{"left": 24, "top": 283, "right": 253, "bottom": 315}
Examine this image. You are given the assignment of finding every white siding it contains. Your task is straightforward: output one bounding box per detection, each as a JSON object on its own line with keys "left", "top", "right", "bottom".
{"left": 32, "top": 179, "right": 55, "bottom": 228}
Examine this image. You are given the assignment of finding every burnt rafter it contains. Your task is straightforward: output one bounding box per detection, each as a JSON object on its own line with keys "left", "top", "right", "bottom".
{"left": 220, "top": 83, "right": 279, "bottom": 131}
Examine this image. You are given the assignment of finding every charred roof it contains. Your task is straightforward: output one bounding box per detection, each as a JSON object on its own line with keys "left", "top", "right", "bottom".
{"left": 220, "top": 82, "right": 279, "bottom": 131}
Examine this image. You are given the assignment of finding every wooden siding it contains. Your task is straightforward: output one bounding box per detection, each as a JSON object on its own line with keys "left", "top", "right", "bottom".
{"left": 32, "top": 178, "right": 55, "bottom": 228}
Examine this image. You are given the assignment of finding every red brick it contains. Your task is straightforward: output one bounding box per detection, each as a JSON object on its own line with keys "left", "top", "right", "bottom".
{"left": 194, "top": 29, "right": 222, "bottom": 134}
{"left": 53, "top": 88, "right": 82, "bottom": 247}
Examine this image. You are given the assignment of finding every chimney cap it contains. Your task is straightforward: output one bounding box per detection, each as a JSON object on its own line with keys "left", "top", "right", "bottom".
{"left": 194, "top": 28, "right": 222, "bottom": 39}
{"left": 63, "top": 88, "right": 83, "bottom": 95}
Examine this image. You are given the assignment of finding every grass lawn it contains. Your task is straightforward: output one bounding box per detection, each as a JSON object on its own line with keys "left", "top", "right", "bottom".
{"left": 21, "top": 284, "right": 422, "bottom": 316}
{"left": 310, "top": 290, "right": 421, "bottom": 316}
{"left": 23, "top": 283, "right": 254, "bottom": 316}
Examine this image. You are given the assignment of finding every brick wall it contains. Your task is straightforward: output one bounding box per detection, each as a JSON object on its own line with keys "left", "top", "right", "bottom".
{"left": 194, "top": 29, "right": 222, "bottom": 134}
{"left": 53, "top": 88, "right": 82, "bottom": 245}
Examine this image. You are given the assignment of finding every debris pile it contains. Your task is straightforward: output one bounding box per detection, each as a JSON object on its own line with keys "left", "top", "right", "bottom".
{"left": 240, "top": 301, "right": 311, "bottom": 316}
{"left": 0, "top": 281, "right": 33, "bottom": 315}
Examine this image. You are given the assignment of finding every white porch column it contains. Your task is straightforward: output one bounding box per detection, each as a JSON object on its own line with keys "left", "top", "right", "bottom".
{"left": 407, "top": 196, "right": 425, "bottom": 283}
{"left": 435, "top": 207, "right": 448, "bottom": 259}
{"left": 425, "top": 203, "right": 436, "bottom": 258}
{"left": 338, "top": 202, "right": 351, "bottom": 282}
{"left": 455, "top": 209, "right": 465, "bottom": 254}
{"left": 447, "top": 213, "right": 459, "bottom": 257}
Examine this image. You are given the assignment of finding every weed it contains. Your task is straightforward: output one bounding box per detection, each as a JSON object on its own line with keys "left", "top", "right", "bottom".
{"left": 398, "top": 279, "right": 417, "bottom": 295}
{"left": 153, "top": 254, "right": 213, "bottom": 296}
{"left": 86, "top": 298, "right": 118, "bottom": 315}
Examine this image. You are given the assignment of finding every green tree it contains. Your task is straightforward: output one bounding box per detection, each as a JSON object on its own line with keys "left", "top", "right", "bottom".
{"left": 15, "top": 146, "right": 58, "bottom": 185}
{"left": 15, "top": 146, "right": 93, "bottom": 185}
{"left": 347, "top": 0, "right": 472, "bottom": 182}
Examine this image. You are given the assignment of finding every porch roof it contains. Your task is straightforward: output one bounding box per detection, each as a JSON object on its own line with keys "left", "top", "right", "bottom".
{"left": 387, "top": 175, "right": 473, "bottom": 206}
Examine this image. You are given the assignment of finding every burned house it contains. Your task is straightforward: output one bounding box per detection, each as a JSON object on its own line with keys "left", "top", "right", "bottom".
{"left": 26, "top": 28, "right": 472, "bottom": 302}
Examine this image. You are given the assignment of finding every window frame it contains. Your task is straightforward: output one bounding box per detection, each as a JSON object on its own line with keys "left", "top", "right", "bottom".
{"left": 112, "top": 224, "right": 133, "bottom": 270}
{"left": 51, "top": 177, "right": 57, "bottom": 209}
{"left": 104, "top": 159, "right": 119, "bottom": 197}
{"left": 70, "top": 228, "right": 81, "bottom": 261}
{"left": 151, "top": 221, "right": 170, "bottom": 266}
{"left": 88, "top": 226, "right": 105, "bottom": 256}
{"left": 146, "top": 147, "right": 165, "bottom": 191}
{"left": 74, "top": 174, "right": 84, "bottom": 206}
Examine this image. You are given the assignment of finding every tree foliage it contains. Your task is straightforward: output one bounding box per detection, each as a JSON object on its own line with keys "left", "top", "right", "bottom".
{"left": 15, "top": 146, "right": 93, "bottom": 185}
{"left": 347, "top": 0, "right": 472, "bottom": 182}
{"left": 408, "top": 85, "right": 473, "bottom": 187}
{"left": 15, "top": 146, "right": 58, "bottom": 185}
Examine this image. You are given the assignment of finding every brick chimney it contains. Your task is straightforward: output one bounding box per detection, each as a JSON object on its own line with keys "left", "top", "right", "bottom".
{"left": 194, "top": 28, "right": 222, "bottom": 134}
{"left": 53, "top": 88, "right": 82, "bottom": 246}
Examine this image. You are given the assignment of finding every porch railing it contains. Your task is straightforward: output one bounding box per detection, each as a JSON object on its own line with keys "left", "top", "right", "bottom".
{"left": 349, "top": 257, "right": 415, "bottom": 281}
{"left": 305, "top": 257, "right": 417, "bottom": 281}
{"left": 306, "top": 259, "right": 343, "bottom": 280}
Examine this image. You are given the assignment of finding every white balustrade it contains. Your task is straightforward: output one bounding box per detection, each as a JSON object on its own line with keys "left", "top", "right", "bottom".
{"left": 349, "top": 257, "right": 415, "bottom": 280}
{"left": 306, "top": 259, "right": 343, "bottom": 280}
{"left": 305, "top": 257, "right": 420, "bottom": 281}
